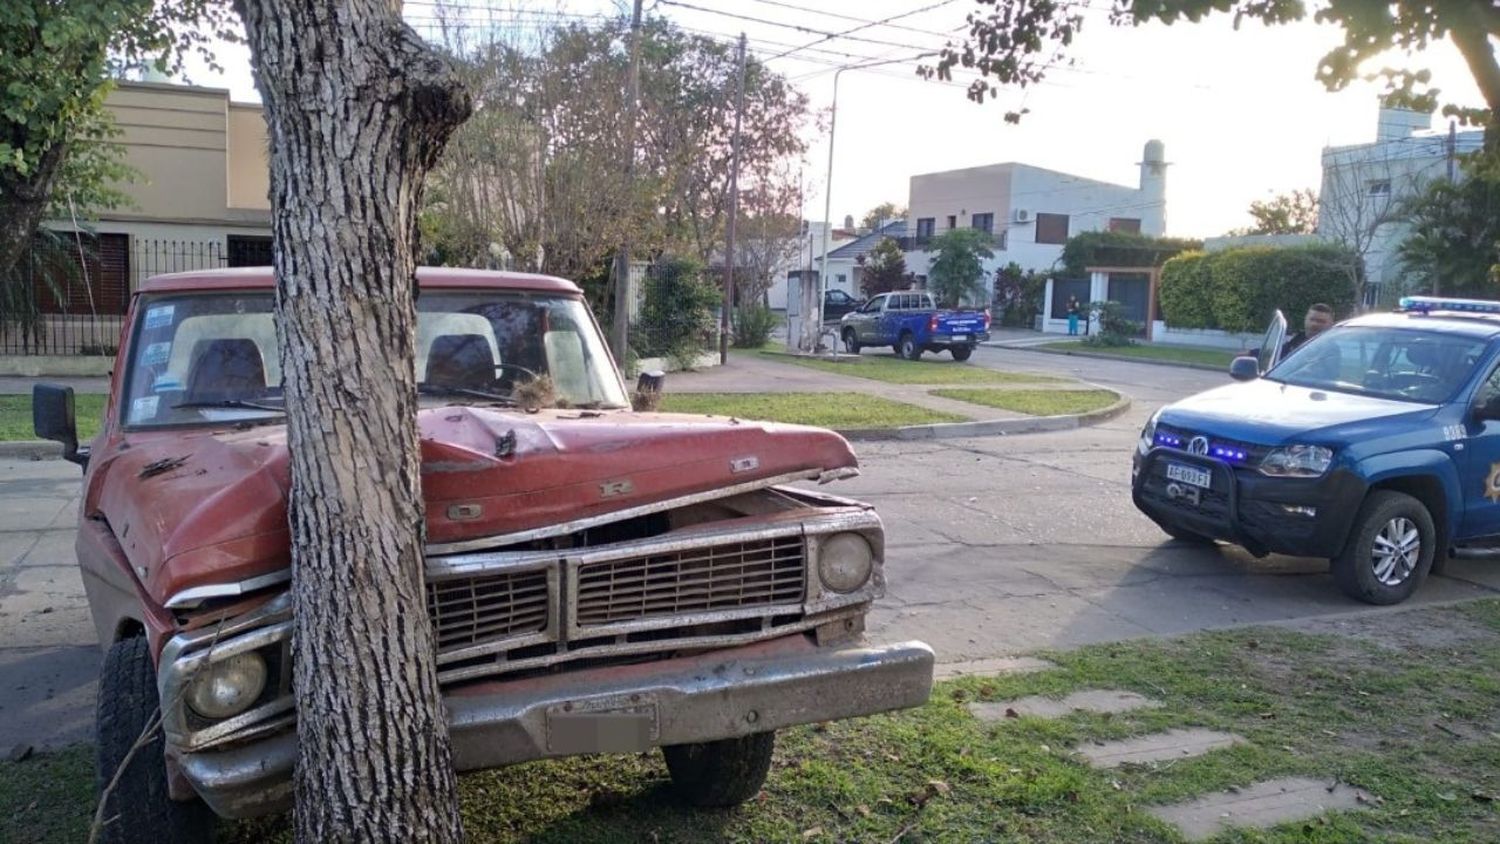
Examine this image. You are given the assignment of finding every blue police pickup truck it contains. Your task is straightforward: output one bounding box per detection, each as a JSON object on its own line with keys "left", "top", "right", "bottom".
{"left": 1134, "top": 296, "right": 1500, "bottom": 605}
{"left": 838, "top": 291, "right": 991, "bottom": 361}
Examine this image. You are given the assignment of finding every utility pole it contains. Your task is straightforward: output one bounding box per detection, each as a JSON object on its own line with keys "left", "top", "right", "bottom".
{"left": 610, "top": 0, "right": 644, "bottom": 360}
{"left": 720, "top": 33, "right": 747, "bottom": 364}
{"left": 1446, "top": 119, "right": 1457, "bottom": 182}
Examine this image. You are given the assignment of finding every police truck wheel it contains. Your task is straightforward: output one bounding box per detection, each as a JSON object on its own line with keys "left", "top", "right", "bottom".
{"left": 950, "top": 345, "right": 973, "bottom": 361}
{"left": 1331, "top": 490, "right": 1434, "bottom": 605}
{"left": 899, "top": 333, "right": 921, "bottom": 360}
{"left": 842, "top": 329, "right": 860, "bottom": 355}
{"left": 663, "top": 732, "right": 775, "bottom": 808}
{"left": 96, "top": 636, "right": 216, "bottom": 844}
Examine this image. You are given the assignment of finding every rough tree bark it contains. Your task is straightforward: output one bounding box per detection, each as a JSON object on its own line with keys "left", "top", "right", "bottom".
{"left": 0, "top": 142, "right": 65, "bottom": 282}
{"left": 233, "top": 2, "right": 471, "bottom": 841}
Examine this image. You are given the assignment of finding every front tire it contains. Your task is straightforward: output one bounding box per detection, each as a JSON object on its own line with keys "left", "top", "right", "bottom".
{"left": 96, "top": 637, "right": 216, "bottom": 844}
{"left": 663, "top": 732, "right": 775, "bottom": 808}
{"left": 842, "top": 329, "right": 861, "bottom": 355}
{"left": 1331, "top": 490, "right": 1434, "bottom": 605}
{"left": 899, "top": 332, "right": 921, "bottom": 361}
{"left": 950, "top": 345, "right": 973, "bottom": 361}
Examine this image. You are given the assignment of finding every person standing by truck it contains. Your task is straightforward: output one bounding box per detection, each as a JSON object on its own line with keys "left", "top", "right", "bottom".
{"left": 1066, "top": 296, "right": 1081, "bottom": 336}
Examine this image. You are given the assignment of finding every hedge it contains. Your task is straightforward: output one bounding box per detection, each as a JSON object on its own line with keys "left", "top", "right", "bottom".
{"left": 1159, "top": 244, "right": 1357, "bottom": 333}
{"left": 1058, "top": 230, "right": 1202, "bottom": 277}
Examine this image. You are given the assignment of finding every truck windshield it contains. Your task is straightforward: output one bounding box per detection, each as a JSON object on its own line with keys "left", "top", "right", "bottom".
{"left": 1267, "top": 325, "right": 1488, "bottom": 404}
{"left": 121, "top": 290, "right": 629, "bottom": 428}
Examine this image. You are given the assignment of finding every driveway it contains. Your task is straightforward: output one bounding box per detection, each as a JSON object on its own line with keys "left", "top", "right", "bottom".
{"left": 5, "top": 347, "right": 1499, "bottom": 750}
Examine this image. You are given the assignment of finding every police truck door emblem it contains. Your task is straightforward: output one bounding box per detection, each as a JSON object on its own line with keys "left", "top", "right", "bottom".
{"left": 1486, "top": 463, "right": 1500, "bottom": 503}
{"left": 1188, "top": 436, "right": 1209, "bottom": 456}
{"left": 600, "top": 479, "right": 634, "bottom": 498}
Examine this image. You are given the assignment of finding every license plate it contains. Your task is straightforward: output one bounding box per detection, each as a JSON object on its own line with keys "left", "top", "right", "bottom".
{"left": 952, "top": 334, "right": 968, "bottom": 342}
{"left": 1166, "top": 463, "right": 1211, "bottom": 489}
{"left": 547, "top": 697, "right": 659, "bottom": 754}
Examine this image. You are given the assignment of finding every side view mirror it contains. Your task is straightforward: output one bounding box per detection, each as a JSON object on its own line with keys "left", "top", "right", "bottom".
{"left": 33, "top": 384, "right": 88, "bottom": 468}
{"left": 1229, "top": 356, "right": 1260, "bottom": 382}
{"left": 1475, "top": 393, "right": 1500, "bottom": 423}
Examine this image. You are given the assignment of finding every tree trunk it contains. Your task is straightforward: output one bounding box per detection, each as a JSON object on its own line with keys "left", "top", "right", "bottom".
{"left": 234, "top": 2, "right": 471, "bottom": 841}
{"left": 0, "top": 141, "right": 66, "bottom": 283}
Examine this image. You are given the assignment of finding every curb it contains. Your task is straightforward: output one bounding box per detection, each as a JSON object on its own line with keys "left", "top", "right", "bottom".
{"left": 988, "top": 344, "right": 1230, "bottom": 373}
{"left": 0, "top": 440, "right": 62, "bottom": 460}
{"left": 835, "top": 391, "right": 1132, "bottom": 442}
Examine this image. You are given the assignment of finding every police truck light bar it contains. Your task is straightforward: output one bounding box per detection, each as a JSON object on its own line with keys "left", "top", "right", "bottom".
{"left": 1399, "top": 296, "right": 1500, "bottom": 315}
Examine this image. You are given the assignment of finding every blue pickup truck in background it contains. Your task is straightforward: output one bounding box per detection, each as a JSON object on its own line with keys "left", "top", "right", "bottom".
{"left": 838, "top": 291, "right": 991, "bottom": 361}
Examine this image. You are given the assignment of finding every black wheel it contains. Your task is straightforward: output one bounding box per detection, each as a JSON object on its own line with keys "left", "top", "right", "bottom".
{"left": 950, "top": 345, "right": 973, "bottom": 362}
{"left": 1331, "top": 490, "right": 1435, "bottom": 605}
{"left": 898, "top": 332, "right": 921, "bottom": 361}
{"left": 96, "top": 637, "right": 216, "bottom": 844}
{"left": 841, "top": 329, "right": 861, "bottom": 355}
{"left": 662, "top": 732, "right": 775, "bottom": 808}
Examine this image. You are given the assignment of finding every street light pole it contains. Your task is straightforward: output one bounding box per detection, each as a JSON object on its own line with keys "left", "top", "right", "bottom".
{"left": 815, "top": 52, "right": 938, "bottom": 354}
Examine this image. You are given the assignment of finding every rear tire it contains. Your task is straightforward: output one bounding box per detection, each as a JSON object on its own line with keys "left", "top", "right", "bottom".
{"left": 899, "top": 332, "right": 921, "bottom": 361}
{"left": 96, "top": 637, "right": 216, "bottom": 844}
{"left": 950, "top": 345, "right": 973, "bottom": 361}
{"left": 1331, "top": 490, "right": 1434, "bottom": 605}
{"left": 663, "top": 732, "right": 775, "bottom": 808}
{"left": 841, "top": 329, "right": 860, "bottom": 355}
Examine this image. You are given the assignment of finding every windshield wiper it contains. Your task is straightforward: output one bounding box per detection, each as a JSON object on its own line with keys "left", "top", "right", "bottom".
{"left": 172, "top": 399, "right": 285, "bottom": 413}
{"left": 418, "top": 384, "right": 519, "bottom": 405}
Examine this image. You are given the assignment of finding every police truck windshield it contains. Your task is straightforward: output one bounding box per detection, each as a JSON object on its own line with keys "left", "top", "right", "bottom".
{"left": 1267, "top": 325, "right": 1488, "bottom": 404}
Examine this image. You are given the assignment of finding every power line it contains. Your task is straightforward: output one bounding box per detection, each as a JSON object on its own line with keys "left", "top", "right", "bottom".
{"left": 765, "top": 0, "right": 959, "bottom": 62}
{"left": 656, "top": 0, "right": 929, "bottom": 51}
{"left": 745, "top": 0, "right": 959, "bottom": 40}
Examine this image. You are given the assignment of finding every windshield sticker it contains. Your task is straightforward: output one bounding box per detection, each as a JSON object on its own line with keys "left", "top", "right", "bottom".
{"left": 130, "top": 396, "right": 159, "bottom": 423}
{"left": 143, "top": 304, "right": 175, "bottom": 330}
{"left": 141, "top": 342, "right": 171, "bottom": 367}
{"left": 152, "top": 374, "right": 183, "bottom": 392}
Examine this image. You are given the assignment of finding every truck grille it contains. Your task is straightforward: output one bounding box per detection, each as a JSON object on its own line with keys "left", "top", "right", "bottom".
{"left": 574, "top": 536, "right": 806, "bottom": 627}
{"left": 427, "top": 568, "right": 550, "bottom": 651}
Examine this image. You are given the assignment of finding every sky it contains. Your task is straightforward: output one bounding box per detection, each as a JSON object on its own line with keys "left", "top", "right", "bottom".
{"left": 179, "top": 0, "right": 1487, "bottom": 239}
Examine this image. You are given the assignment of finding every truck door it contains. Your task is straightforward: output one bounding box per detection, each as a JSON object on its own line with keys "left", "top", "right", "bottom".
{"left": 850, "top": 295, "right": 883, "bottom": 342}
{"left": 1459, "top": 359, "right": 1500, "bottom": 541}
{"left": 878, "top": 294, "right": 907, "bottom": 343}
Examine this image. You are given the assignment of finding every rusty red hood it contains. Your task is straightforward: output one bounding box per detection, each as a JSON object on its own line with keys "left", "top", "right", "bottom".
{"left": 91, "top": 407, "right": 858, "bottom": 605}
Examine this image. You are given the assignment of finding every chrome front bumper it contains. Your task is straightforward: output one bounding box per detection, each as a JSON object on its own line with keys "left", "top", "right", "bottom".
{"left": 177, "top": 634, "right": 934, "bottom": 819}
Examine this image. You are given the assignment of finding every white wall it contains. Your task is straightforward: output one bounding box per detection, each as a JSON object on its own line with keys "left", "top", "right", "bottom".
{"left": 767, "top": 223, "right": 854, "bottom": 309}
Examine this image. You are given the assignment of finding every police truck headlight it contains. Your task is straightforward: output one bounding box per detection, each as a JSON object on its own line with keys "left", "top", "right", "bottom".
{"left": 1259, "top": 445, "right": 1333, "bottom": 477}
{"left": 186, "top": 652, "right": 268, "bottom": 720}
{"left": 1137, "top": 412, "right": 1160, "bottom": 456}
{"left": 819, "top": 532, "right": 874, "bottom": 593}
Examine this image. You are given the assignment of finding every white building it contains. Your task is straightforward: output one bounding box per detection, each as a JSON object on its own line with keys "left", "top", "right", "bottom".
{"left": 766, "top": 220, "right": 856, "bottom": 310}
{"left": 1318, "top": 104, "right": 1481, "bottom": 304}
{"left": 900, "top": 140, "right": 1167, "bottom": 332}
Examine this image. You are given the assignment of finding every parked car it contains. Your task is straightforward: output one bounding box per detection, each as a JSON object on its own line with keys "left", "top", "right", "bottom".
{"left": 35, "top": 267, "right": 934, "bottom": 841}
{"left": 839, "top": 291, "right": 991, "bottom": 361}
{"left": 1133, "top": 296, "right": 1500, "bottom": 605}
{"left": 822, "top": 288, "right": 863, "bottom": 323}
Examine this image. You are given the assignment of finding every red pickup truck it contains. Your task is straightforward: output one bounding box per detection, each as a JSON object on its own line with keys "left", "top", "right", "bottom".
{"left": 34, "top": 267, "right": 934, "bottom": 842}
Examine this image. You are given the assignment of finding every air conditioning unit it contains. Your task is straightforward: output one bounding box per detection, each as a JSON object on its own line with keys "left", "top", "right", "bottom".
{"left": 1012, "top": 209, "right": 1031, "bottom": 223}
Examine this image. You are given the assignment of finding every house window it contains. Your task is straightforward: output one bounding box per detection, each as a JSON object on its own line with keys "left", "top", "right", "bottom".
{"left": 1368, "top": 180, "right": 1391, "bottom": 196}
{"left": 1035, "top": 212, "right": 1070, "bottom": 244}
{"left": 915, "top": 217, "right": 935, "bottom": 239}
{"left": 946, "top": 214, "right": 957, "bottom": 230}
{"left": 971, "top": 212, "right": 994, "bottom": 234}
{"left": 1108, "top": 217, "right": 1141, "bottom": 234}
{"left": 996, "top": 229, "right": 1008, "bottom": 250}
{"left": 227, "top": 234, "right": 274, "bottom": 267}
{"left": 31, "top": 231, "right": 131, "bottom": 315}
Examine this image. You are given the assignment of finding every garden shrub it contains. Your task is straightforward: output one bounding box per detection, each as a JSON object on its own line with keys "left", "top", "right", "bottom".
{"left": 732, "top": 304, "right": 778, "bottom": 348}
{"left": 1157, "top": 251, "right": 1215, "bottom": 330}
{"left": 635, "top": 256, "right": 719, "bottom": 369}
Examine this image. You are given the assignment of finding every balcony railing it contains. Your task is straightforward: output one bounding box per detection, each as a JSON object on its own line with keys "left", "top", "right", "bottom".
{"left": 897, "top": 231, "right": 1007, "bottom": 252}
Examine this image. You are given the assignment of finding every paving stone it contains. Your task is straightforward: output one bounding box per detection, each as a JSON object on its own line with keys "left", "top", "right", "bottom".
{"left": 968, "top": 689, "right": 1160, "bottom": 721}
{"left": 1147, "top": 777, "right": 1372, "bottom": 841}
{"left": 934, "top": 656, "right": 1056, "bottom": 680}
{"left": 1078, "top": 728, "right": 1244, "bottom": 768}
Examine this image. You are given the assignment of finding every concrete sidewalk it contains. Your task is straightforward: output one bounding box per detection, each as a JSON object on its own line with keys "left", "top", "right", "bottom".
{"left": 666, "top": 351, "right": 1107, "bottom": 423}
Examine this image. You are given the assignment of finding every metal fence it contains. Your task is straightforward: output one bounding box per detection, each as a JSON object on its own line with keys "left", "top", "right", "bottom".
{"left": 1, "top": 236, "right": 229, "bottom": 356}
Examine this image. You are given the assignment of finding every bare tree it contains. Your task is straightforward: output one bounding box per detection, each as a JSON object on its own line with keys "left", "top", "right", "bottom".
{"left": 233, "top": 1, "right": 471, "bottom": 840}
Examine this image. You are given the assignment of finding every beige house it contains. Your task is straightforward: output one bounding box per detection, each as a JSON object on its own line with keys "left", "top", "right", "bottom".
{"left": 14, "top": 81, "right": 273, "bottom": 367}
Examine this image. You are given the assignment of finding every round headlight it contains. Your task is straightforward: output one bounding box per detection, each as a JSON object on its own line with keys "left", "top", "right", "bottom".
{"left": 818, "top": 532, "right": 874, "bottom": 593}
{"left": 186, "top": 652, "right": 268, "bottom": 720}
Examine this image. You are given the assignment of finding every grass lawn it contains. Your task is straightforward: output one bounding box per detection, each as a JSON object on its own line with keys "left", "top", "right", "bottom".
{"left": 0, "top": 394, "right": 105, "bottom": 441}
{"left": 10, "top": 600, "right": 1500, "bottom": 843}
{"left": 754, "top": 350, "right": 1058, "bottom": 386}
{"left": 659, "top": 392, "right": 965, "bottom": 428}
{"left": 932, "top": 388, "right": 1119, "bottom": 417}
{"left": 1040, "top": 341, "right": 1238, "bottom": 369}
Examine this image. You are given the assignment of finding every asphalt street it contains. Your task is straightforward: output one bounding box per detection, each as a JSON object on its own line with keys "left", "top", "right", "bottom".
{"left": 4, "top": 347, "right": 1499, "bottom": 750}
